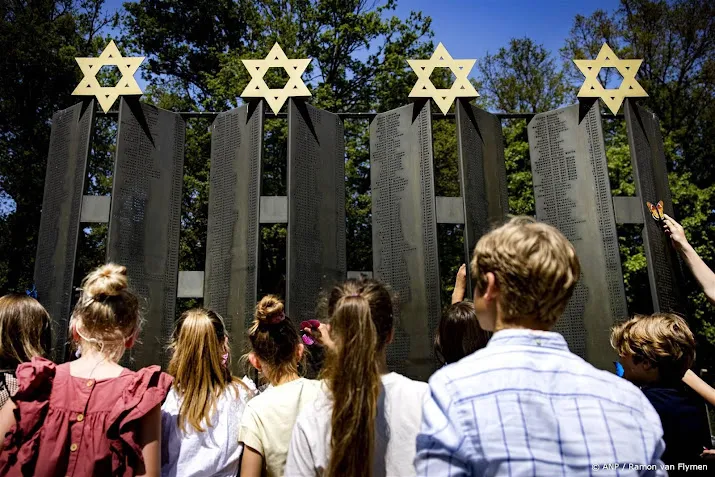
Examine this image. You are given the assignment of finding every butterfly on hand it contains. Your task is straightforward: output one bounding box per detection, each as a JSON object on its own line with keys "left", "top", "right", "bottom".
{"left": 646, "top": 200, "right": 664, "bottom": 222}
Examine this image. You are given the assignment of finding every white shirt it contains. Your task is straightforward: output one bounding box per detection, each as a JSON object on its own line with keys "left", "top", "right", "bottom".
{"left": 238, "top": 377, "right": 322, "bottom": 477}
{"left": 161, "top": 380, "right": 255, "bottom": 477}
{"left": 285, "top": 373, "right": 429, "bottom": 477}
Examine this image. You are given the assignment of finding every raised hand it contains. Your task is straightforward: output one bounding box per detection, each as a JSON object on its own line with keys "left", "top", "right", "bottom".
{"left": 452, "top": 264, "right": 468, "bottom": 304}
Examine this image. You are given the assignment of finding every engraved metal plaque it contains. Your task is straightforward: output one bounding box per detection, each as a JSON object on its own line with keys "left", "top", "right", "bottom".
{"left": 370, "top": 101, "right": 441, "bottom": 380}
{"left": 286, "top": 100, "right": 346, "bottom": 323}
{"left": 456, "top": 99, "right": 509, "bottom": 296}
{"left": 528, "top": 102, "right": 628, "bottom": 369}
{"left": 624, "top": 100, "right": 683, "bottom": 313}
{"left": 108, "top": 99, "right": 185, "bottom": 369}
{"left": 204, "top": 103, "right": 263, "bottom": 356}
{"left": 35, "top": 100, "right": 95, "bottom": 362}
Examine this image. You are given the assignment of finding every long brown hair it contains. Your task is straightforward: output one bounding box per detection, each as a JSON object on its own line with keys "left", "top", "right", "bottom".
{"left": 0, "top": 294, "right": 52, "bottom": 369}
{"left": 248, "top": 295, "right": 302, "bottom": 384}
{"left": 323, "top": 278, "right": 393, "bottom": 477}
{"left": 71, "top": 263, "right": 140, "bottom": 362}
{"left": 168, "top": 308, "right": 248, "bottom": 433}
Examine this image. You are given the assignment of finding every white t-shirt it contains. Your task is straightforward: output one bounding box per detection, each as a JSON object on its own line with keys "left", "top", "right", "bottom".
{"left": 285, "top": 373, "right": 429, "bottom": 477}
{"left": 238, "top": 377, "right": 322, "bottom": 477}
{"left": 161, "top": 379, "right": 256, "bottom": 477}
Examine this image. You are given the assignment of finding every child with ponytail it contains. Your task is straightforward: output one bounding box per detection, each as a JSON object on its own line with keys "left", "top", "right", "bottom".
{"left": 162, "top": 308, "right": 254, "bottom": 477}
{"left": 239, "top": 295, "right": 320, "bottom": 477}
{"left": 285, "top": 278, "right": 428, "bottom": 477}
{"left": 0, "top": 263, "right": 172, "bottom": 476}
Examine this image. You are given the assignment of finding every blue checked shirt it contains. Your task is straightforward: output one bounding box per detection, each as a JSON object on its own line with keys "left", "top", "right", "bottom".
{"left": 415, "top": 329, "right": 666, "bottom": 476}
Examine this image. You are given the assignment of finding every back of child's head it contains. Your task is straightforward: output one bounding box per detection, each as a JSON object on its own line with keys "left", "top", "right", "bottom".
{"left": 168, "top": 308, "right": 238, "bottom": 433}
{"left": 0, "top": 294, "right": 52, "bottom": 369}
{"left": 471, "top": 216, "right": 580, "bottom": 327}
{"left": 610, "top": 313, "right": 696, "bottom": 382}
{"left": 71, "top": 263, "right": 140, "bottom": 361}
{"left": 323, "top": 278, "right": 393, "bottom": 477}
{"left": 435, "top": 301, "right": 490, "bottom": 366}
{"left": 248, "top": 295, "right": 301, "bottom": 384}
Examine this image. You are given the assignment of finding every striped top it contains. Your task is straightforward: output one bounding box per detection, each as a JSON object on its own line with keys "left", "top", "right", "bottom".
{"left": 415, "top": 329, "right": 667, "bottom": 476}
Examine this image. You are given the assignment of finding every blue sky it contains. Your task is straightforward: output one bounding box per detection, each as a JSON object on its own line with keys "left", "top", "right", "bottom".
{"left": 103, "top": 0, "right": 620, "bottom": 80}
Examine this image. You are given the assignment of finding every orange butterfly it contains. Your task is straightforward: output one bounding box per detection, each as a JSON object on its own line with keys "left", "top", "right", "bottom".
{"left": 646, "top": 200, "right": 664, "bottom": 222}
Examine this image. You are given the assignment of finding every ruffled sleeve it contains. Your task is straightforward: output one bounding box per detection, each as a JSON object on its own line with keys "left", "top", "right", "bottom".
{"left": 107, "top": 366, "right": 172, "bottom": 462}
{"left": 1, "top": 357, "right": 56, "bottom": 467}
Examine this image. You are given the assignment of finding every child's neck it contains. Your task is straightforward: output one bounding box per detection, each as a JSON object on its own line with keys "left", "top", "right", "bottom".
{"left": 494, "top": 316, "right": 551, "bottom": 332}
{"left": 71, "top": 347, "right": 124, "bottom": 380}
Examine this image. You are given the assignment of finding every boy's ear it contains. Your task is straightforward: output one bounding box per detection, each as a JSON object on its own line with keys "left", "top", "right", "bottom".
{"left": 483, "top": 272, "right": 499, "bottom": 301}
{"left": 248, "top": 352, "right": 261, "bottom": 371}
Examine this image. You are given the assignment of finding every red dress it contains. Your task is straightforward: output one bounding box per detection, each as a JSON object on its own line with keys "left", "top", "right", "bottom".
{"left": 0, "top": 357, "right": 172, "bottom": 476}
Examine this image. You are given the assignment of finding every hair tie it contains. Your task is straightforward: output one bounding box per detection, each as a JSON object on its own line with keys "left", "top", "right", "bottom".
{"left": 26, "top": 285, "right": 37, "bottom": 299}
{"left": 350, "top": 293, "right": 360, "bottom": 297}
{"left": 267, "top": 312, "right": 285, "bottom": 324}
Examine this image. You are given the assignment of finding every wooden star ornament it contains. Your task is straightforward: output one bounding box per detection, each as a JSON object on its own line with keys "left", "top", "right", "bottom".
{"left": 240, "top": 43, "right": 312, "bottom": 114}
{"left": 407, "top": 43, "right": 479, "bottom": 115}
{"left": 574, "top": 43, "right": 648, "bottom": 115}
{"left": 71, "top": 40, "right": 144, "bottom": 113}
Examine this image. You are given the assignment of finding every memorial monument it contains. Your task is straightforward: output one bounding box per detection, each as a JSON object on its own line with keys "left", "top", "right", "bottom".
{"left": 34, "top": 40, "right": 682, "bottom": 378}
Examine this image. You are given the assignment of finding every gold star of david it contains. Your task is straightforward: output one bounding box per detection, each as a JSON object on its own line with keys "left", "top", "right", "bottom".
{"left": 574, "top": 43, "right": 648, "bottom": 115}
{"left": 71, "top": 40, "right": 144, "bottom": 113}
{"left": 407, "top": 43, "right": 479, "bottom": 115}
{"left": 240, "top": 43, "right": 312, "bottom": 114}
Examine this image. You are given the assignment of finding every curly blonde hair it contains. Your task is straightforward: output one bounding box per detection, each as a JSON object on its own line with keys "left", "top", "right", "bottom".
{"left": 610, "top": 313, "right": 695, "bottom": 380}
{"left": 470, "top": 216, "right": 580, "bottom": 326}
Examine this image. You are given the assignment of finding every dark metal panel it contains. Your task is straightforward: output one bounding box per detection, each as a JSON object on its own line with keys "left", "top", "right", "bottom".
{"left": 455, "top": 100, "right": 509, "bottom": 296}
{"left": 624, "top": 100, "right": 683, "bottom": 313}
{"left": 35, "top": 100, "right": 95, "bottom": 362}
{"left": 108, "top": 99, "right": 185, "bottom": 369}
{"left": 370, "top": 101, "right": 441, "bottom": 381}
{"left": 528, "top": 102, "right": 627, "bottom": 370}
{"left": 204, "top": 103, "right": 263, "bottom": 355}
{"left": 286, "top": 100, "right": 346, "bottom": 322}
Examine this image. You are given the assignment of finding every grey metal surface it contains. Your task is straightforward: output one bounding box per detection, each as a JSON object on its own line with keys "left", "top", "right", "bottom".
{"left": 528, "top": 102, "right": 628, "bottom": 370}
{"left": 108, "top": 99, "right": 185, "bottom": 369}
{"left": 35, "top": 100, "right": 95, "bottom": 362}
{"left": 80, "top": 195, "right": 111, "bottom": 223}
{"left": 177, "top": 271, "right": 205, "bottom": 298}
{"left": 613, "top": 197, "right": 645, "bottom": 224}
{"left": 259, "top": 196, "right": 287, "bottom": 223}
{"left": 370, "top": 101, "right": 441, "bottom": 381}
{"left": 286, "top": 100, "right": 346, "bottom": 322}
{"left": 455, "top": 100, "right": 509, "bottom": 297}
{"left": 624, "top": 100, "right": 683, "bottom": 313}
{"left": 204, "top": 103, "right": 263, "bottom": 355}
{"left": 435, "top": 197, "right": 465, "bottom": 224}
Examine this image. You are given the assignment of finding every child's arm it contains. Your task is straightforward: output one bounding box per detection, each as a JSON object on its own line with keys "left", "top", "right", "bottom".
{"left": 0, "top": 399, "right": 17, "bottom": 452}
{"left": 452, "top": 264, "right": 467, "bottom": 304}
{"left": 663, "top": 215, "right": 715, "bottom": 304}
{"left": 136, "top": 404, "right": 161, "bottom": 477}
{"left": 240, "top": 446, "right": 264, "bottom": 477}
{"left": 682, "top": 369, "right": 715, "bottom": 407}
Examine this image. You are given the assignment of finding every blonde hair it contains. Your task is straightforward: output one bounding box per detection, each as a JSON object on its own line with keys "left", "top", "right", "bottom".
{"left": 70, "top": 263, "right": 140, "bottom": 362}
{"left": 470, "top": 216, "right": 580, "bottom": 326}
{"left": 248, "top": 295, "right": 302, "bottom": 384}
{"left": 168, "top": 308, "right": 248, "bottom": 433}
{"left": 610, "top": 313, "right": 696, "bottom": 381}
{"left": 324, "top": 278, "right": 393, "bottom": 477}
{"left": 0, "top": 295, "right": 52, "bottom": 369}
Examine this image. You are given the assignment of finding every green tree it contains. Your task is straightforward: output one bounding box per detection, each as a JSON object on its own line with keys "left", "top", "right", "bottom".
{"left": 561, "top": 0, "right": 715, "bottom": 364}
{"left": 0, "top": 0, "right": 118, "bottom": 293}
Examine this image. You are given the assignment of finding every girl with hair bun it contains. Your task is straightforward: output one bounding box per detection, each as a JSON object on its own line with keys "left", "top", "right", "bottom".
{"left": 239, "top": 295, "right": 320, "bottom": 477}
{"left": 285, "top": 278, "right": 428, "bottom": 477}
{"left": 162, "top": 308, "right": 254, "bottom": 477}
{"left": 0, "top": 263, "right": 172, "bottom": 477}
